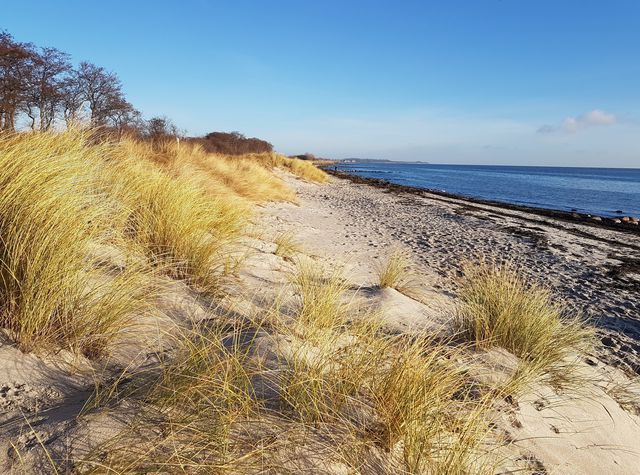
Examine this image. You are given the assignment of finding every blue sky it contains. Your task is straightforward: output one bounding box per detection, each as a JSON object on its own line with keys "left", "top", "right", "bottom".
{"left": 3, "top": 0, "right": 640, "bottom": 166}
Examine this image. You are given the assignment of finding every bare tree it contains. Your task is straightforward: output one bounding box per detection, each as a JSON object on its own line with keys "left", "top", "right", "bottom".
{"left": 145, "top": 116, "right": 178, "bottom": 140}
{"left": 106, "top": 96, "right": 140, "bottom": 137}
{"left": 75, "top": 61, "right": 124, "bottom": 126}
{"left": 0, "top": 31, "right": 35, "bottom": 131}
{"left": 59, "top": 71, "right": 85, "bottom": 127}
{"left": 23, "top": 47, "right": 71, "bottom": 131}
{"left": 2, "top": 30, "right": 187, "bottom": 140}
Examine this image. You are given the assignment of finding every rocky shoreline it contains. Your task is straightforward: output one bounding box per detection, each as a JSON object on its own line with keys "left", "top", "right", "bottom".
{"left": 325, "top": 168, "right": 640, "bottom": 235}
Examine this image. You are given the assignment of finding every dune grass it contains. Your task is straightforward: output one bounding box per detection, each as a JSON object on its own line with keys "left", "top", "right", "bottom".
{"left": 376, "top": 249, "right": 422, "bottom": 297}
{"left": 79, "top": 263, "right": 494, "bottom": 474}
{"left": 131, "top": 140, "right": 327, "bottom": 202}
{"left": 455, "top": 260, "right": 593, "bottom": 382}
{"left": 0, "top": 131, "right": 155, "bottom": 356}
{"left": 79, "top": 321, "right": 269, "bottom": 474}
{"left": 264, "top": 153, "right": 329, "bottom": 183}
{"left": 102, "top": 154, "right": 248, "bottom": 293}
{"left": 289, "top": 259, "right": 353, "bottom": 336}
{"left": 276, "top": 263, "right": 493, "bottom": 473}
{"left": 273, "top": 231, "right": 301, "bottom": 258}
{"left": 0, "top": 130, "right": 316, "bottom": 354}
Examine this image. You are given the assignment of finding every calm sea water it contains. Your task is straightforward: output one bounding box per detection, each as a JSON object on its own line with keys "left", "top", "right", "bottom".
{"left": 335, "top": 163, "right": 640, "bottom": 217}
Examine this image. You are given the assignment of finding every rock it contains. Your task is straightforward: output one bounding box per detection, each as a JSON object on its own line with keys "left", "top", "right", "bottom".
{"left": 592, "top": 216, "right": 602, "bottom": 221}
{"left": 613, "top": 219, "right": 622, "bottom": 224}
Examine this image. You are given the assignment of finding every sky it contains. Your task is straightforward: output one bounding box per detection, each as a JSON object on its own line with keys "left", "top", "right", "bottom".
{"left": 3, "top": 0, "right": 640, "bottom": 166}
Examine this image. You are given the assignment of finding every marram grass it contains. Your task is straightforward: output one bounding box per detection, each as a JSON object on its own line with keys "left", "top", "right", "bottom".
{"left": 0, "top": 129, "right": 323, "bottom": 354}
{"left": 0, "top": 131, "right": 155, "bottom": 356}
{"left": 102, "top": 153, "right": 248, "bottom": 292}
{"left": 455, "top": 260, "right": 593, "bottom": 382}
{"left": 376, "top": 249, "right": 423, "bottom": 297}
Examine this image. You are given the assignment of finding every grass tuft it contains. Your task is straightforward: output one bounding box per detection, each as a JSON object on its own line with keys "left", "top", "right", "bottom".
{"left": 0, "top": 131, "right": 154, "bottom": 356}
{"left": 103, "top": 153, "right": 248, "bottom": 293}
{"left": 274, "top": 231, "right": 301, "bottom": 258}
{"left": 455, "top": 260, "right": 593, "bottom": 382}
{"left": 376, "top": 249, "right": 421, "bottom": 296}
{"left": 290, "top": 259, "right": 352, "bottom": 335}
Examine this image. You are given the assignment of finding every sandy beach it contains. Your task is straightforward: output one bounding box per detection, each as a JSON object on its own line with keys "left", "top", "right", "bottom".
{"left": 260, "top": 173, "right": 640, "bottom": 473}
{"left": 1, "top": 170, "right": 639, "bottom": 474}
{"left": 264, "top": 172, "right": 640, "bottom": 374}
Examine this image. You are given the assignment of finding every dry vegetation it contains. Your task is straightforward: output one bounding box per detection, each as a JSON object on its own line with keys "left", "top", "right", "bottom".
{"left": 79, "top": 263, "right": 496, "bottom": 474}
{"left": 376, "top": 249, "right": 422, "bottom": 298}
{"left": 0, "top": 132, "right": 154, "bottom": 356}
{"left": 455, "top": 260, "right": 593, "bottom": 386}
{"left": 0, "top": 130, "right": 595, "bottom": 474}
{"left": 0, "top": 129, "right": 324, "bottom": 355}
{"left": 274, "top": 231, "right": 301, "bottom": 258}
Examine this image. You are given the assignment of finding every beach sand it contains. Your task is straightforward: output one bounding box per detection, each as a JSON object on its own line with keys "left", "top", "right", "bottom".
{"left": 260, "top": 173, "right": 640, "bottom": 473}
{"left": 1, "top": 173, "right": 639, "bottom": 473}
{"left": 264, "top": 172, "right": 640, "bottom": 374}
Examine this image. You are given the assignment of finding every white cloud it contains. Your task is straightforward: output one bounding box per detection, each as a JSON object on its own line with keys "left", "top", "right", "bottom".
{"left": 538, "top": 109, "right": 618, "bottom": 134}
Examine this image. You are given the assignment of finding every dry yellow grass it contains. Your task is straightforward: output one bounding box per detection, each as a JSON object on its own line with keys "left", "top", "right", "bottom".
{"left": 102, "top": 154, "right": 248, "bottom": 292}
{"left": 79, "top": 321, "right": 269, "bottom": 474}
{"left": 376, "top": 249, "right": 423, "bottom": 299}
{"left": 455, "top": 260, "right": 593, "bottom": 382}
{"left": 273, "top": 231, "right": 301, "bottom": 258}
{"left": 275, "top": 264, "right": 493, "bottom": 473}
{"left": 78, "top": 263, "right": 494, "bottom": 474}
{"left": 289, "top": 259, "right": 352, "bottom": 336}
{"left": 125, "top": 140, "right": 327, "bottom": 204}
{"left": 0, "top": 131, "right": 155, "bottom": 356}
{"left": 262, "top": 153, "right": 328, "bottom": 183}
{"left": 0, "top": 130, "right": 311, "bottom": 354}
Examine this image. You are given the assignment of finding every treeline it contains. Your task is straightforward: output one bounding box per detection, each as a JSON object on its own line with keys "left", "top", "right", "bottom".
{"left": 1, "top": 30, "right": 275, "bottom": 152}
{"left": 187, "top": 131, "right": 273, "bottom": 154}
{"left": 0, "top": 31, "right": 148, "bottom": 135}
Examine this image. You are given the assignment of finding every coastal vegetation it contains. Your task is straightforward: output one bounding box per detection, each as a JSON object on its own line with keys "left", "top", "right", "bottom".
{"left": 274, "top": 231, "right": 301, "bottom": 258}
{"left": 0, "top": 28, "right": 604, "bottom": 475}
{"left": 377, "top": 250, "right": 413, "bottom": 289}
{"left": 376, "top": 250, "right": 423, "bottom": 299}
{"left": 0, "top": 129, "right": 324, "bottom": 355}
{"left": 0, "top": 127, "right": 595, "bottom": 473}
{"left": 455, "top": 260, "right": 593, "bottom": 383}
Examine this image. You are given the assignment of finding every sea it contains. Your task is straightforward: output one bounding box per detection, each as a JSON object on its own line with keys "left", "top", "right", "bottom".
{"left": 334, "top": 163, "right": 640, "bottom": 218}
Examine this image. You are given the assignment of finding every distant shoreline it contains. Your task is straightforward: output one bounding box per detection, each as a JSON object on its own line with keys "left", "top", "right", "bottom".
{"left": 335, "top": 160, "right": 640, "bottom": 170}
{"left": 324, "top": 168, "right": 640, "bottom": 236}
